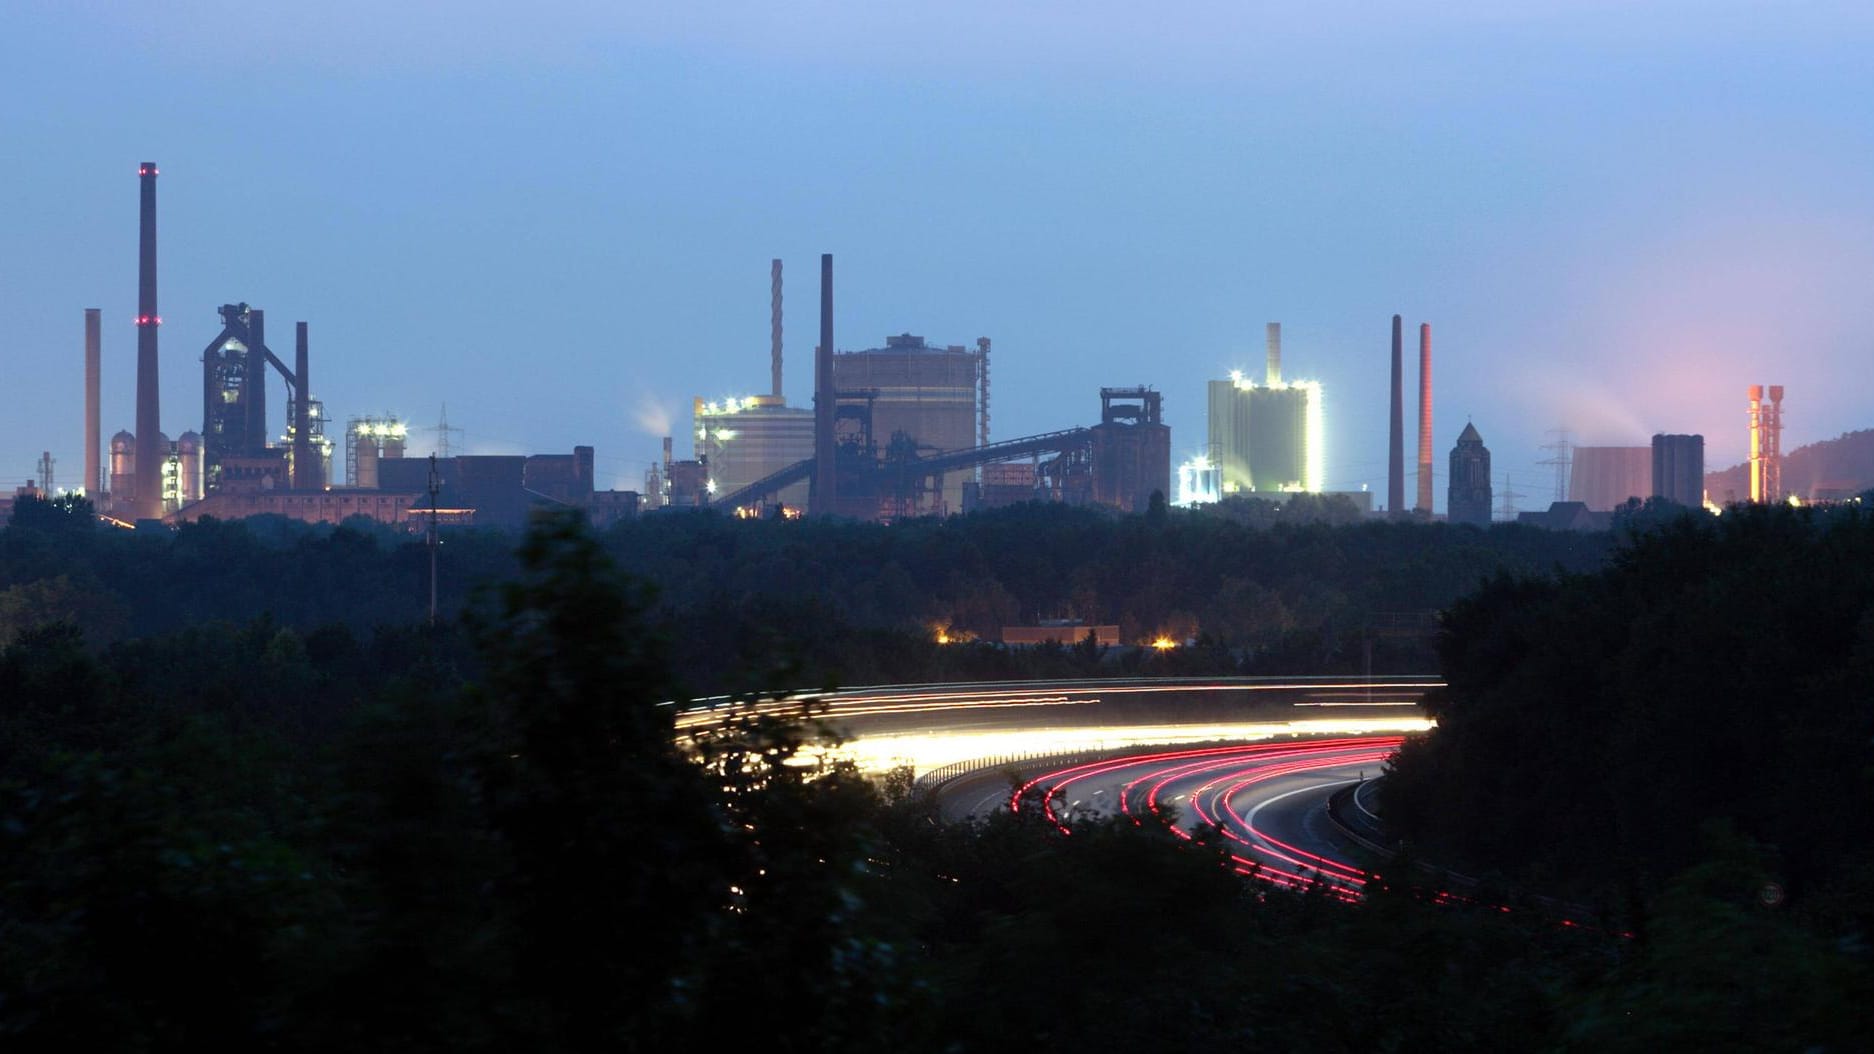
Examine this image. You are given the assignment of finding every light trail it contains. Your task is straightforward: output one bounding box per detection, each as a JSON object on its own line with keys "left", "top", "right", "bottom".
{"left": 1011, "top": 738, "right": 1403, "bottom": 899}
{"left": 674, "top": 677, "right": 1438, "bottom": 774}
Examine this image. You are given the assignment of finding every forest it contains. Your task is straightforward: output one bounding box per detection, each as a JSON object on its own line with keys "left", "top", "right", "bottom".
{"left": 2, "top": 496, "right": 1868, "bottom": 1049}
{"left": 2, "top": 494, "right": 1610, "bottom": 692}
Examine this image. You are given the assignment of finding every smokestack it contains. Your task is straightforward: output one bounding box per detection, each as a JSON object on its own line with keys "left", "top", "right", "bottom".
{"left": 812, "top": 253, "right": 836, "bottom": 516}
{"left": 134, "top": 162, "right": 161, "bottom": 518}
{"left": 663, "top": 436, "right": 673, "bottom": 467}
{"left": 249, "top": 308, "right": 268, "bottom": 450}
{"left": 1265, "top": 322, "right": 1281, "bottom": 386}
{"left": 1767, "top": 385, "right": 1784, "bottom": 503}
{"left": 1748, "top": 384, "right": 1765, "bottom": 503}
{"left": 293, "top": 322, "right": 317, "bottom": 490}
{"left": 1417, "top": 322, "right": 1433, "bottom": 514}
{"left": 1388, "top": 314, "right": 1404, "bottom": 516}
{"left": 85, "top": 308, "right": 101, "bottom": 495}
{"left": 771, "top": 259, "right": 784, "bottom": 400}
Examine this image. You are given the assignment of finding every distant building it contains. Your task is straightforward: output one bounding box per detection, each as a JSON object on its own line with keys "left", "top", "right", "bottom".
{"left": 105, "top": 429, "right": 200, "bottom": 516}
{"left": 0, "top": 479, "right": 47, "bottom": 523}
{"left": 1569, "top": 446, "right": 1651, "bottom": 511}
{"left": 1001, "top": 623, "right": 1121, "bottom": 648}
{"left": 1447, "top": 423, "right": 1492, "bottom": 526}
{"left": 1515, "top": 501, "right": 1610, "bottom": 532}
{"left": 1088, "top": 387, "right": 1171, "bottom": 513}
{"left": 1175, "top": 455, "right": 1222, "bottom": 507}
{"left": 1206, "top": 373, "right": 1323, "bottom": 495}
{"left": 963, "top": 462, "right": 1043, "bottom": 512}
{"left": 833, "top": 334, "right": 985, "bottom": 514}
{"left": 1652, "top": 434, "right": 1705, "bottom": 507}
{"left": 169, "top": 445, "right": 617, "bottom": 530}
{"left": 694, "top": 394, "right": 813, "bottom": 511}
{"left": 170, "top": 487, "right": 433, "bottom": 527}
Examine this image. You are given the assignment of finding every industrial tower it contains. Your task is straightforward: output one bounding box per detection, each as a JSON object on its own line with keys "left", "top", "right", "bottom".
{"left": 133, "top": 162, "right": 163, "bottom": 519}
{"left": 1748, "top": 384, "right": 1785, "bottom": 504}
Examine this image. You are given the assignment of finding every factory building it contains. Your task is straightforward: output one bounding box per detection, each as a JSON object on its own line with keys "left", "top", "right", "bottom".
{"left": 1651, "top": 434, "right": 1706, "bottom": 508}
{"left": 694, "top": 395, "right": 813, "bottom": 509}
{"left": 1568, "top": 447, "right": 1651, "bottom": 511}
{"left": 201, "top": 303, "right": 279, "bottom": 489}
{"left": 1447, "top": 423, "right": 1492, "bottom": 526}
{"left": 281, "top": 401, "right": 334, "bottom": 493}
{"left": 1747, "top": 384, "right": 1786, "bottom": 503}
{"left": 1175, "top": 455, "right": 1222, "bottom": 507}
{"left": 964, "top": 462, "right": 1043, "bottom": 511}
{"left": 1088, "top": 387, "right": 1171, "bottom": 512}
{"left": 346, "top": 417, "right": 407, "bottom": 487}
{"left": 177, "top": 445, "right": 616, "bottom": 529}
{"left": 1206, "top": 325, "right": 1323, "bottom": 496}
{"left": 833, "top": 334, "right": 986, "bottom": 514}
{"left": 107, "top": 428, "right": 202, "bottom": 516}
{"left": 170, "top": 488, "right": 430, "bottom": 527}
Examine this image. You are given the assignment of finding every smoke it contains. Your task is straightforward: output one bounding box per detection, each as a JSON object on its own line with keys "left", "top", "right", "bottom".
{"left": 1494, "top": 197, "right": 1874, "bottom": 468}
{"left": 633, "top": 393, "right": 673, "bottom": 439}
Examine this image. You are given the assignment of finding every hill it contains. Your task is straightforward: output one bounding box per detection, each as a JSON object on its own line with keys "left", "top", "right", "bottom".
{"left": 1706, "top": 427, "right": 1874, "bottom": 502}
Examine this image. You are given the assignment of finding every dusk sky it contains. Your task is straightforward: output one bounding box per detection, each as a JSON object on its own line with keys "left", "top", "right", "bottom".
{"left": 5, "top": 1, "right": 1872, "bottom": 507}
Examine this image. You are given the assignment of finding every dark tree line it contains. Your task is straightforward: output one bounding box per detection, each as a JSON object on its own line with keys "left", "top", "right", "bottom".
{"left": 1384, "top": 502, "right": 1874, "bottom": 1046}
{"left": 3, "top": 506, "right": 1869, "bottom": 1049}
{"left": 4, "top": 494, "right": 1610, "bottom": 693}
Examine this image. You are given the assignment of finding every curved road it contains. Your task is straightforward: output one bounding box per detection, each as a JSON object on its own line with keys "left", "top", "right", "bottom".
{"left": 1005, "top": 739, "right": 1399, "bottom": 899}
{"left": 675, "top": 675, "right": 1436, "bottom": 775}
{"left": 676, "top": 677, "right": 1437, "bottom": 903}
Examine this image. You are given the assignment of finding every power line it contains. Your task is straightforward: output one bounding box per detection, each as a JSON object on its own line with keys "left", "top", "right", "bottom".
{"left": 1536, "top": 426, "right": 1573, "bottom": 503}
{"left": 1495, "top": 471, "right": 1526, "bottom": 521}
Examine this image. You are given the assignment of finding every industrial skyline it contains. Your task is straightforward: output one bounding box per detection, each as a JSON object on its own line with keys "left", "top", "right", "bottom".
{"left": 5, "top": 3, "right": 1874, "bottom": 509}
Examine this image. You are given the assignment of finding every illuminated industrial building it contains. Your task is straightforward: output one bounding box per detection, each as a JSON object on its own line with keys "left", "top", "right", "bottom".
{"left": 1747, "top": 384, "right": 1786, "bottom": 503}
{"left": 346, "top": 416, "right": 407, "bottom": 487}
{"left": 694, "top": 395, "right": 813, "bottom": 510}
{"left": 833, "top": 334, "right": 986, "bottom": 514}
{"left": 280, "top": 402, "right": 334, "bottom": 494}
{"left": 108, "top": 428, "right": 201, "bottom": 516}
{"left": 1175, "top": 455, "right": 1222, "bottom": 507}
{"left": 1568, "top": 447, "right": 1650, "bottom": 511}
{"left": 1206, "top": 325, "right": 1323, "bottom": 495}
{"left": 1447, "top": 423, "right": 1492, "bottom": 526}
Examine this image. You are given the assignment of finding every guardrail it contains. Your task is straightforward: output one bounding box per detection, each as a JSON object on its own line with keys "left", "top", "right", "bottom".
{"left": 912, "top": 749, "right": 1106, "bottom": 793}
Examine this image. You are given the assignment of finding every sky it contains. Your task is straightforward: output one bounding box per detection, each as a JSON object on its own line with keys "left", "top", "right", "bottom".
{"left": 4, "top": 1, "right": 1873, "bottom": 509}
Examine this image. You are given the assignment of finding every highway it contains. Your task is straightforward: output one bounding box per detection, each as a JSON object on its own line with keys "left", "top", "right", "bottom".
{"left": 1004, "top": 738, "right": 1401, "bottom": 899}
{"left": 673, "top": 675, "right": 1437, "bottom": 775}
{"left": 677, "top": 676, "right": 1437, "bottom": 901}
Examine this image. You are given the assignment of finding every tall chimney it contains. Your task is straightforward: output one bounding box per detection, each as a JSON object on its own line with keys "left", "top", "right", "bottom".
{"left": 1416, "top": 322, "right": 1433, "bottom": 514}
{"left": 293, "top": 322, "right": 317, "bottom": 490}
{"left": 1766, "top": 385, "right": 1784, "bottom": 503}
{"left": 85, "top": 308, "right": 101, "bottom": 494}
{"left": 811, "top": 253, "right": 836, "bottom": 516}
{"left": 133, "top": 162, "right": 161, "bottom": 518}
{"left": 248, "top": 308, "right": 268, "bottom": 451}
{"left": 771, "top": 258, "right": 784, "bottom": 400}
{"left": 1265, "top": 322, "right": 1281, "bottom": 386}
{"left": 663, "top": 436, "right": 673, "bottom": 468}
{"left": 1747, "top": 384, "right": 1764, "bottom": 502}
{"left": 1388, "top": 314, "right": 1404, "bottom": 516}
